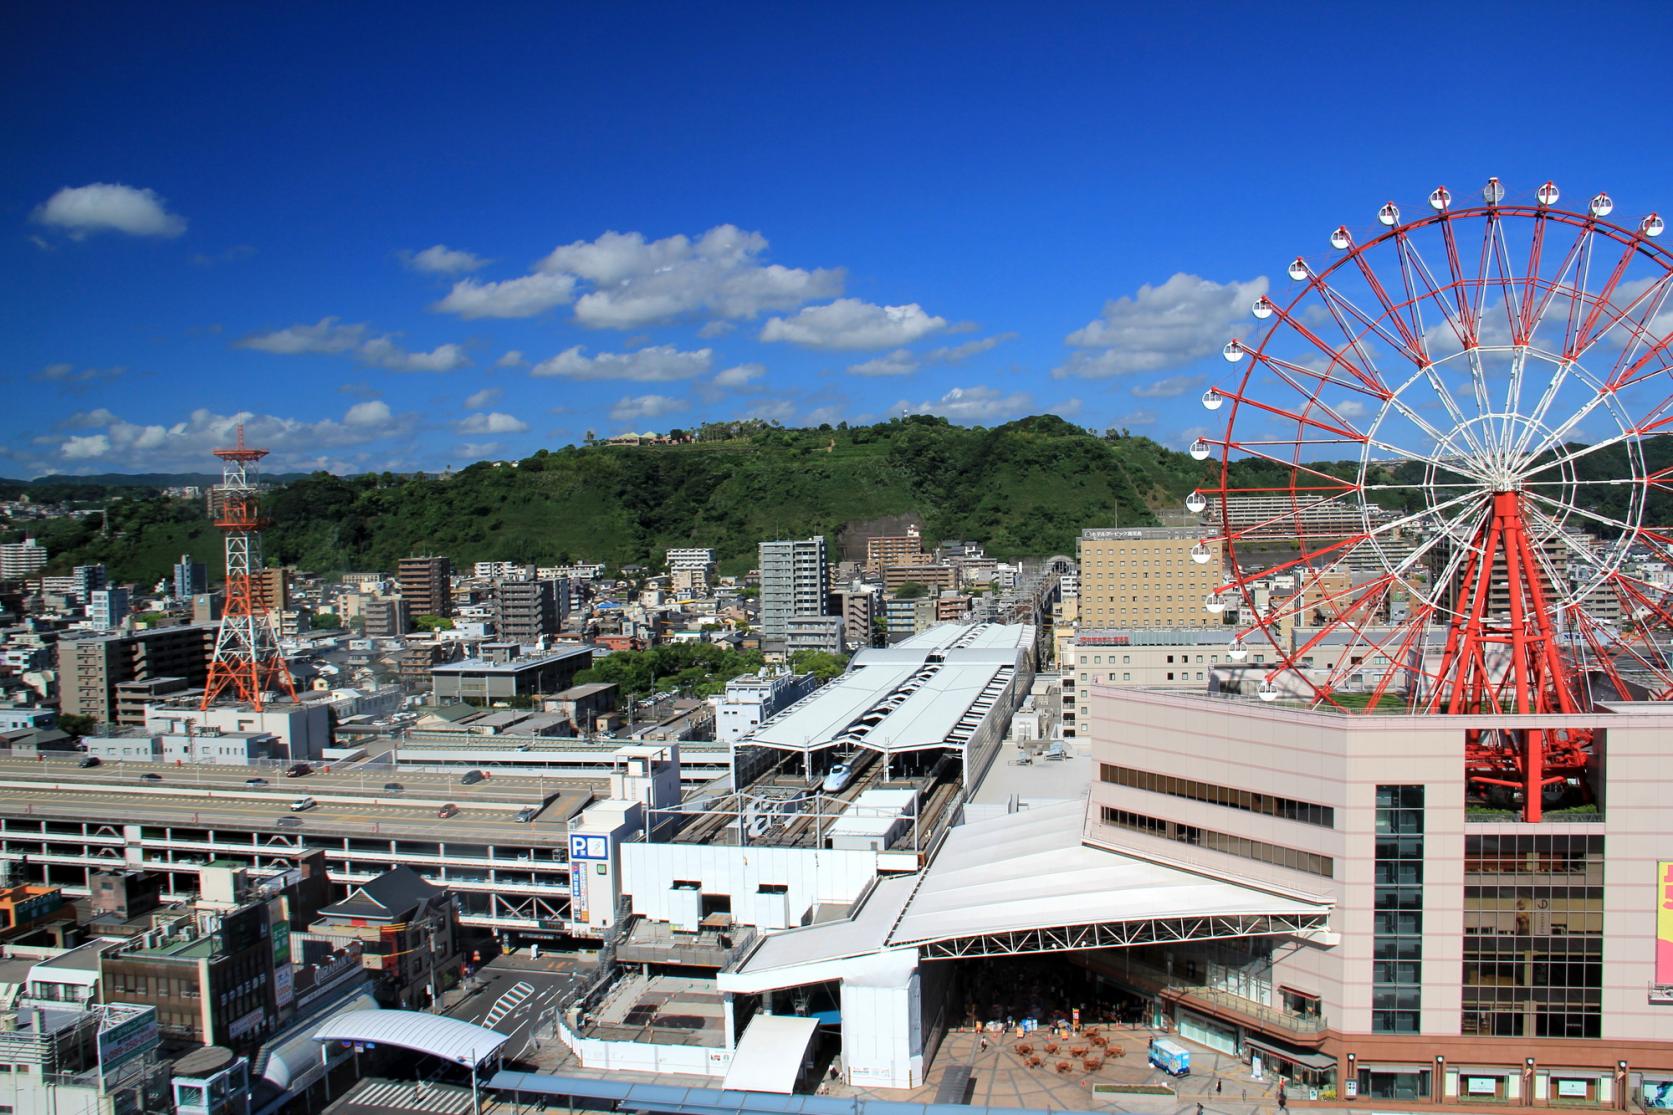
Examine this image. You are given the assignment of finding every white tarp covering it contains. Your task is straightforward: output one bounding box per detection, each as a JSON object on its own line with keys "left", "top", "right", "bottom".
{"left": 721, "top": 1013, "right": 820, "bottom": 1093}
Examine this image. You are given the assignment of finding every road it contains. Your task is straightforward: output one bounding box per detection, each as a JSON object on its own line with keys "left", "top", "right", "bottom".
{"left": 447, "top": 954, "right": 588, "bottom": 1061}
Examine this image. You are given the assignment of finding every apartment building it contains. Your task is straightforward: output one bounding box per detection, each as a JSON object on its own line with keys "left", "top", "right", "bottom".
{"left": 397, "top": 555, "right": 453, "bottom": 619}
{"left": 1077, "top": 526, "right": 1224, "bottom": 629}
{"left": 88, "top": 586, "right": 130, "bottom": 630}
{"left": 759, "top": 537, "right": 829, "bottom": 644}
{"left": 865, "top": 529, "right": 929, "bottom": 575}
{"left": 0, "top": 538, "right": 48, "bottom": 581}
{"left": 882, "top": 563, "right": 955, "bottom": 594}
{"left": 832, "top": 586, "right": 878, "bottom": 649}
{"left": 172, "top": 552, "right": 209, "bottom": 599}
{"left": 495, "top": 577, "right": 567, "bottom": 644}
{"left": 56, "top": 624, "right": 217, "bottom": 724}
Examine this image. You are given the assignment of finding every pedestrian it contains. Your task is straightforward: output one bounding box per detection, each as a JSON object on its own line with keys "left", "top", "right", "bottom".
{"left": 1217, "top": 1080, "right": 1223, "bottom": 1097}
{"left": 980, "top": 1036, "right": 989, "bottom": 1053}
{"left": 1197, "top": 1104, "right": 1205, "bottom": 1115}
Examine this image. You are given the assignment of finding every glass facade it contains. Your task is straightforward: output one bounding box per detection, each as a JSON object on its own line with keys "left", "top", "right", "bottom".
{"left": 1099, "top": 764, "right": 1335, "bottom": 827}
{"left": 1372, "top": 785, "right": 1424, "bottom": 1033}
{"left": 1098, "top": 806, "right": 1334, "bottom": 877}
{"left": 1462, "top": 833, "right": 1603, "bottom": 1038}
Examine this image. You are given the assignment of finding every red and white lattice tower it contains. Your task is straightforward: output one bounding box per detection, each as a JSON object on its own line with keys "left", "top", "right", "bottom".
{"left": 1194, "top": 178, "right": 1673, "bottom": 822}
{"left": 201, "top": 425, "right": 296, "bottom": 710}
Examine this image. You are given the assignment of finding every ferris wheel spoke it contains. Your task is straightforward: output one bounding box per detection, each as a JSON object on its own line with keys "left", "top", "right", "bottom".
{"left": 1437, "top": 213, "right": 1482, "bottom": 347}
{"left": 1312, "top": 277, "right": 1415, "bottom": 365}
{"left": 1510, "top": 356, "right": 1580, "bottom": 460}
{"left": 1568, "top": 266, "right": 1673, "bottom": 373}
{"left": 1522, "top": 486, "right": 1641, "bottom": 538}
{"left": 1217, "top": 487, "right": 1490, "bottom": 589}
{"left": 1512, "top": 375, "right": 1641, "bottom": 473}
{"left": 1346, "top": 243, "right": 1429, "bottom": 362}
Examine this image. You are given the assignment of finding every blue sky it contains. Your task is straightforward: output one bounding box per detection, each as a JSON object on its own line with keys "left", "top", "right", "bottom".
{"left": 6, "top": 2, "right": 1673, "bottom": 476}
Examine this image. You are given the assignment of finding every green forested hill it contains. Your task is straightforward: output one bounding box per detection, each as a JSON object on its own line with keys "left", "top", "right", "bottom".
{"left": 9, "top": 415, "right": 1204, "bottom": 583}
{"left": 261, "top": 414, "right": 1199, "bottom": 575}
{"left": 11, "top": 414, "right": 1671, "bottom": 586}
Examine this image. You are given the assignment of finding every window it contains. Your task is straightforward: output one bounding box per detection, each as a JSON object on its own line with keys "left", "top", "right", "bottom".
{"left": 1099, "top": 764, "right": 1335, "bottom": 828}
{"left": 1462, "top": 833, "right": 1603, "bottom": 1038}
{"left": 1098, "top": 807, "right": 1333, "bottom": 878}
{"left": 1372, "top": 785, "right": 1424, "bottom": 1034}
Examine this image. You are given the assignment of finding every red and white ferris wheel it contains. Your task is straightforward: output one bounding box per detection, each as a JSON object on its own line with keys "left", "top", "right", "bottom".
{"left": 1193, "top": 178, "right": 1673, "bottom": 820}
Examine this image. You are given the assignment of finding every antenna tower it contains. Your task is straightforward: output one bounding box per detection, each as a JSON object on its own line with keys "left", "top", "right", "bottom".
{"left": 201, "top": 425, "right": 296, "bottom": 710}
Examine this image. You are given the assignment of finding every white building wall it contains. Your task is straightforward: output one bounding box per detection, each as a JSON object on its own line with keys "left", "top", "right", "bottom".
{"left": 620, "top": 843, "right": 881, "bottom": 929}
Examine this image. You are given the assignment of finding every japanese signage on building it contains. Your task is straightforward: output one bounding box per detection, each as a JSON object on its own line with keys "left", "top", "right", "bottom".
{"left": 1657, "top": 860, "right": 1673, "bottom": 985}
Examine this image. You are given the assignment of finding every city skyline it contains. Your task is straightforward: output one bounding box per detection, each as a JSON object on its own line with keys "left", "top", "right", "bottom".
{"left": 7, "top": 3, "right": 1673, "bottom": 476}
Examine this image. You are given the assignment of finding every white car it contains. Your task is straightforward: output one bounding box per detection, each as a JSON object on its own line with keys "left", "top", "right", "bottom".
{"left": 289, "top": 797, "right": 317, "bottom": 812}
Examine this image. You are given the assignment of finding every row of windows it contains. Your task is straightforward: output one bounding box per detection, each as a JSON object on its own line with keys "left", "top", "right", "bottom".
{"left": 1097, "top": 807, "right": 1335, "bottom": 878}
{"left": 1099, "top": 764, "right": 1336, "bottom": 828}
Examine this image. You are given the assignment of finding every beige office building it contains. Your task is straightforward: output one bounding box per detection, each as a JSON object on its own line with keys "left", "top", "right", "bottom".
{"left": 1082, "top": 685, "right": 1673, "bottom": 1102}
{"left": 1076, "top": 527, "right": 1224, "bottom": 629}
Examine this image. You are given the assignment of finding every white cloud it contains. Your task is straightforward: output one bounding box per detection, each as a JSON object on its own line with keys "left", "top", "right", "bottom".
{"left": 358, "top": 338, "right": 470, "bottom": 373}
{"left": 433, "top": 272, "right": 576, "bottom": 319}
{"left": 1334, "top": 399, "right": 1370, "bottom": 419}
{"left": 1132, "top": 374, "right": 1207, "bottom": 398}
{"left": 610, "top": 394, "right": 686, "bottom": 422}
{"left": 404, "top": 244, "right": 490, "bottom": 275}
{"left": 927, "top": 333, "right": 1015, "bottom": 363}
{"left": 44, "top": 403, "right": 417, "bottom": 473}
{"left": 237, "top": 317, "right": 468, "bottom": 372}
{"left": 495, "top": 350, "right": 525, "bottom": 368}
{"left": 762, "top": 299, "right": 949, "bottom": 350}
{"left": 33, "top": 363, "right": 126, "bottom": 387}
{"left": 464, "top": 387, "right": 502, "bottom": 409}
{"left": 713, "top": 363, "right": 766, "bottom": 388}
{"left": 894, "top": 385, "right": 1033, "bottom": 423}
{"left": 457, "top": 411, "right": 529, "bottom": 435}
{"left": 698, "top": 320, "right": 737, "bottom": 338}
{"left": 1056, "top": 273, "right": 1269, "bottom": 377}
{"left": 237, "top": 318, "right": 365, "bottom": 355}
{"left": 60, "top": 434, "right": 111, "bottom": 459}
{"left": 531, "top": 344, "right": 712, "bottom": 382}
{"left": 32, "top": 183, "right": 187, "bottom": 238}
{"left": 846, "top": 332, "right": 1015, "bottom": 376}
{"left": 532, "top": 225, "right": 844, "bottom": 329}
{"left": 1116, "top": 409, "right": 1158, "bottom": 426}
{"left": 848, "top": 349, "right": 919, "bottom": 377}
{"left": 344, "top": 400, "right": 393, "bottom": 427}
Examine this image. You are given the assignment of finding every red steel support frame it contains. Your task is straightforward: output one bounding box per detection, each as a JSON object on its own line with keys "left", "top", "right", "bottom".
{"left": 1424, "top": 490, "right": 1590, "bottom": 821}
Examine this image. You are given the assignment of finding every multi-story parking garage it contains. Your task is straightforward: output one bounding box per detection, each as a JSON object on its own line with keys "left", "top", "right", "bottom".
{"left": 0, "top": 756, "right": 599, "bottom": 936}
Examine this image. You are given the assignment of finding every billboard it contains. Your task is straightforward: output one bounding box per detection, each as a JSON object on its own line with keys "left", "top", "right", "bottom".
{"left": 1658, "top": 861, "right": 1673, "bottom": 985}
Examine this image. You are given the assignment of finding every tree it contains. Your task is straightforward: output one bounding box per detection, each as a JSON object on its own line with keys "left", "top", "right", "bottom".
{"left": 413, "top": 614, "right": 454, "bottom": 632}
{"left": 312, "top": 611, "right": 341, "bottom": 628}
{"left": 790, "top": 649, "right": 848, "bottom": 682}
{"left": 58, "top": 713, "right": 97, "bottom": 738}
{"left": 894, "top": 581, "right": 928, "bottom": 600}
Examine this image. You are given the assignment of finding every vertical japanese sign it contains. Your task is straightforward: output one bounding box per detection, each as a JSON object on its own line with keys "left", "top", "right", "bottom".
{"left": 1658, "top": 861, "right": 1673, "bottom": 985}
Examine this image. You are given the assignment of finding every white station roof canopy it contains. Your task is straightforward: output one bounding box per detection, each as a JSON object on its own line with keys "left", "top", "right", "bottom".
{"left": 889, "top": 801, "right": 1329, "bottom": 949}
{"left": 746, "top": 623, "right": 1034, "bottom": 755}
{"left": 727, "top": 800, "right": 1331, "bottom": 987}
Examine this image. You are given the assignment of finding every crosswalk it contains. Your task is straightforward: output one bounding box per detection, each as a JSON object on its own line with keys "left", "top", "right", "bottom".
{"left": 483, "top": 979, "right": 535, "bottom": 1028}
{"left": 346, "top": 1079, "right": 474, "bottom": 1113}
